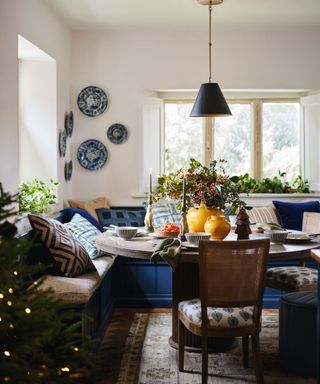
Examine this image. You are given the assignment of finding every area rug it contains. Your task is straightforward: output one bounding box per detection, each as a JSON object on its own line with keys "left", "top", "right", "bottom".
{"left": 116, "top": 313, "right": 316, "bottom": 384}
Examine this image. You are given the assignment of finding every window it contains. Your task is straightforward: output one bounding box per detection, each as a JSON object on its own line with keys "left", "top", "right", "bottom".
{"left": 214, "top": 103, "right": 252, "bottom": 175}
{"left": 262, "top": 102, "right": 300, "bottom": 181}
{"left": 164, "top": 102, "right": 203, "bottom": 173}
{"left": 163, "top": 99, "right": 300, "bottom": 180}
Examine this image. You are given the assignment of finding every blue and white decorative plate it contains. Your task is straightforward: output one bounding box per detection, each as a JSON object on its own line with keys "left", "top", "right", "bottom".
{"left": 64, "top": 160, "right": 73, "bottom": 181}
{"left": 59, "top": 130, "right": 67, "bottom": 157}
{"left": 77, "top": 86, "right": 108, "bottom": 117}
{"left": 65, "top": 111, "right": 74, "bottom": 137}
{"left": 107, "top": 123, "right": 128, "bottom": 144}
{"left": 77, "top": 139, "right": 108, "bottom": 170}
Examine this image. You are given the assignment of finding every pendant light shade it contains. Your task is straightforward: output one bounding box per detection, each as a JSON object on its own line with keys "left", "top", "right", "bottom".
{"left": 191, "top": 0, "right": 231, "bottom": 117}
{"left": 190, "top": 82, "right": 231, "bottom": 117}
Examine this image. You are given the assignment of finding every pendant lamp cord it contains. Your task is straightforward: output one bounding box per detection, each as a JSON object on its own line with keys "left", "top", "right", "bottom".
{"left": 208, "top": 2, "right": 213, "bottom": 83}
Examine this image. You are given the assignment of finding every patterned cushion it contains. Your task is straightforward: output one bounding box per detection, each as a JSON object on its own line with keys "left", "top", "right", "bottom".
{"left": 96, "top": 207, "right": 146, "bottom": 227}
{"left": 247, "top": 205, "right": 280, "bottom": 225}
{"left": 28, "top": 214, "right": 96, "bottom": 277}
{"left": 60, "top": 207, "right": 103, "bottom": 231}
{"left": 153, "top": 202, "right": 180, "bottom": 228}
{"left": 68, "top": 196, "right": 109, "bottom": 221}
{"left": 178, "top": 299, "right": 254, "bottom": 328}
{"left": 266, "top": 266, "right": 318, "bottom": 286}
{"left": 64, "top": 214, "right": 104, "bottom": 259}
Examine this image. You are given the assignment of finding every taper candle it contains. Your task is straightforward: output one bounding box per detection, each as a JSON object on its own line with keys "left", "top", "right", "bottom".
{"left": 182, "top": 169, "right": 186, "bottom": 212}
{"left": 149, "top": 168, "right": 152, "bottom": 205}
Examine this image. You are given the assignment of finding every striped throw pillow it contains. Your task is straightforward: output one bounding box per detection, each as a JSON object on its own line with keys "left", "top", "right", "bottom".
{"left": 65, "top": 213, "right": 104, "bottom": 259}
{"left": 247, "top": 206, "right": 280, "bottom": 225}
{"left": 29, "top": 214, "right": 96, "bottom": 277}
{"left": 153, "top": 202, "right": 180, "bottom": 228}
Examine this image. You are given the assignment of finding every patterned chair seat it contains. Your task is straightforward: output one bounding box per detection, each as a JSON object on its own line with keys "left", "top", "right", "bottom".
{"left": 178, "top": 299, "right": 254, "bottom": 328}
{"left": 266, "top": 266, "right": 318, "bottom": 287}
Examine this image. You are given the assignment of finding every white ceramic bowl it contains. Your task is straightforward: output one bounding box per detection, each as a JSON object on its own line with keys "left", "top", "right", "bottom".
{"left": 115, "top": 226, "right": 138, "bottom": 240}
{"left": 185, "top": 232, "right": 211, "bottom": 246}
{"left": 264, "top": 230, "right": 288, "bottom": 243}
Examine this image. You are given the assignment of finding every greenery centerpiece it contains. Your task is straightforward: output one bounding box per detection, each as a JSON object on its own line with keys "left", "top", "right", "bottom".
{"left": 156, "top": 158, "right": 241, "bottom": 210}
{"left": 156, "top": 159, "right": 241, "bottom": 232}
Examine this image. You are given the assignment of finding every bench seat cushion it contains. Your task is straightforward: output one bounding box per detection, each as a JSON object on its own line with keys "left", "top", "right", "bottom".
{"left": 37, "top": 255, "right": 116, "bottom": 304}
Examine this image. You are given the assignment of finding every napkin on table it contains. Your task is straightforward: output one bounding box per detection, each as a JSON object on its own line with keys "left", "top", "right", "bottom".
{"left": 150, "top": 238, "right": 181, "bottom": 271}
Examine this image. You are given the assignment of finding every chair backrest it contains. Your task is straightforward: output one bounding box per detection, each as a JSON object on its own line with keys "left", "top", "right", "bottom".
{"left": 198, "top": 239, "right": 270, "bottom": 309}
{"left": 302, "top": 212, "right": 320, "bottom": 234}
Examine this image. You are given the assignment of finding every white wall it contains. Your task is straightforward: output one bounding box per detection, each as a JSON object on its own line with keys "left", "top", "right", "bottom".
{"left": 19, "top": 59, "right": 57, "bottom": 184}
{"left": 0, "top": 0, "right": 72, "bottom": 206}
{"left": 71, "top": 26, "right": 320, "bottom": 205}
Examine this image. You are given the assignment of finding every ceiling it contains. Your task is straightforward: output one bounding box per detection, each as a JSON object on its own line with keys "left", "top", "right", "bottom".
{"left": 44, "top": 0, "right": 320, "bottom": 30}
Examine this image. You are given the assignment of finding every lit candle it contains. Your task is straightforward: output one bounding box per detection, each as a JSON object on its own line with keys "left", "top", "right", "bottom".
{"left": 149, "top": 168, "right": 152, "bottom": 205}
{"left": 182, "top": 169, "right": 186, "bottom": 212}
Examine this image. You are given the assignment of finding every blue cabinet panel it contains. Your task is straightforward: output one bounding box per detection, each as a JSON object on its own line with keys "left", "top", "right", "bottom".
{"left": 112, "top": 256, "right": 317, "bottom": 309}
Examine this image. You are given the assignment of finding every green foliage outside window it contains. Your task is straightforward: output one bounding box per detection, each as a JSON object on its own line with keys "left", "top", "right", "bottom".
{"left": 228, "top": 171, "right": 310, "bottom": 194}
{"left": 18, "top": 178, "right": 60, "bottom": 215}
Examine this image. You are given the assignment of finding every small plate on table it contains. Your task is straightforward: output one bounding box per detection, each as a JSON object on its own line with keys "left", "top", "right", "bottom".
{"left": 285, "top": 233, "right": 312, "bottom": 243}
{"left": 181, "top": 241, "right": 199, "bottom": 250}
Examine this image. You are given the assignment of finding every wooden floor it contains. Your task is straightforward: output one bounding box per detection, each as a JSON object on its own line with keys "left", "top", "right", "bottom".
{"left": 99, "top": 308, "right": 278, "bottom": 384}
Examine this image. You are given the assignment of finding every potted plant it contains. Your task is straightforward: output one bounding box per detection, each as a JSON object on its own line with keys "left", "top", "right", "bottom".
{"left": 18, "top": 178, "right": 60, "bottom": 215}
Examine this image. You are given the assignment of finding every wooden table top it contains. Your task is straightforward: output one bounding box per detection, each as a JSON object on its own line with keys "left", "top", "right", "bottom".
{"left": 96, "top": 231, "right": 320, "bottom": 263}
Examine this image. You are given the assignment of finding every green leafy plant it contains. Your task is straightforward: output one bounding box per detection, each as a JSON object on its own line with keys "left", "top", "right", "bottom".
{"left": 233, "top": 171, "right": 310, "bottom": 194}
{"left": 18, "top": 178, "right": 60, "bottom": 214}
{"left": 156, "top": 158, "right": 242, "bottom": 211}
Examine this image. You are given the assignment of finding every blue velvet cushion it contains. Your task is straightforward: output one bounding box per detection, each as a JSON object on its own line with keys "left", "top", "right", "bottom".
{"left": 272, "top": 200, "right": 320, "bottom": 230}
{"left": 60, "top": 207, "right": 103, "bottom": 231}
{"left": 96, "top": 207, "right": 146, "bottom": 227}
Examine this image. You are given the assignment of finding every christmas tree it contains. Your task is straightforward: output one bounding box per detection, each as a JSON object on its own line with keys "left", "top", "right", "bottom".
{"left": 0, "top": 184, "right": 98, "bottom": 383}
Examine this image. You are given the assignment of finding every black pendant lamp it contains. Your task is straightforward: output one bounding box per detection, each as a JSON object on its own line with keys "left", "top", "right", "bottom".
{"left": 190, "top": 0, "right": 231, "bottom": 117}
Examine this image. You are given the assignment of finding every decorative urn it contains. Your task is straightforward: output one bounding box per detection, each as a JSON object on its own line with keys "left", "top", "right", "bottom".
{"left": 187, "top": 203, "right": 223, "bottom": 233}
{"left": 204, "top": 215, "right": 231, "bottom": 240}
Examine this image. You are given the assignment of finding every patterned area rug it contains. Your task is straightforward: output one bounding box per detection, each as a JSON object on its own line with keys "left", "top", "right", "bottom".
{"left": 116, "top": 313, "right": 316, "bottom": 384}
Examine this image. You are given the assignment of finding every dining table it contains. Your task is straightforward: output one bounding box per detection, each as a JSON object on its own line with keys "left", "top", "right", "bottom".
{"left": 96, "top": 230, "right": 320, "bottom": 352}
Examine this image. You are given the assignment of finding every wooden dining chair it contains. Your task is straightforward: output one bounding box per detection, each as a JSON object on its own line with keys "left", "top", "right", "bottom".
{"left": 265, "top": 211, "right": 319, "bottom": 292}
{"left": 178, "top": 239, "right": 270, "bottom": 384}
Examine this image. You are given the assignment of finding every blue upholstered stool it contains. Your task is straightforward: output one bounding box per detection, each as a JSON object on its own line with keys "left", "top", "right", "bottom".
{"left": 279, "top": 291, "right": 317, "bottom": 377}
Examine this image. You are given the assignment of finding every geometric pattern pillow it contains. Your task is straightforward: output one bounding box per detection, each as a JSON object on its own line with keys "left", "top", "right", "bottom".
{"left": 28, "top": 214, "right": 96, "bottom": 277}
{"left": 96, "top": 207, "right": 146, "bottom": 227}
{"left": 64, "top": 213, "right": 104, "bottom": 259}
{"left": 178, "top": 298, "right": 254, "bottom": 328}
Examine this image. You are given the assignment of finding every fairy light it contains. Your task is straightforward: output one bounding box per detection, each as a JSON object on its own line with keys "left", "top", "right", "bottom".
{"left": 0, "top": 316, "right": 2, "bottom": 322}
{"left": 25, "top": 308, "right": 31, "bottom": 314}
{"left": 60, "top": 367, "right": 70, "bottom": 372}
{"left": 4, "top": 377, "right": 11, "bottom": 382}
{"left": 73, "top": 347, "right": 79, "bottom": 352}
{"left": 7, "top": 301, "right": 12, "bottom": 306}
{"left": 0, "top": 293, "right": 4, "bottom": 299}
{"left": 13, "top": 271, "right": 18, "bottom": 276}
{"left": 8, "top": 288, "right": 13, "bottom": 294}
{"left": 4, "top": 351, "right": 11, "bottom": 357}
{"left": 9, "top": 324, "right": 14, "bottom": 329}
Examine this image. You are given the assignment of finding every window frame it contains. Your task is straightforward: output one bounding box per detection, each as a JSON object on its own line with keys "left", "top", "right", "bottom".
{"left": 163, "top": 98, "right": 300, "bottom": 179}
